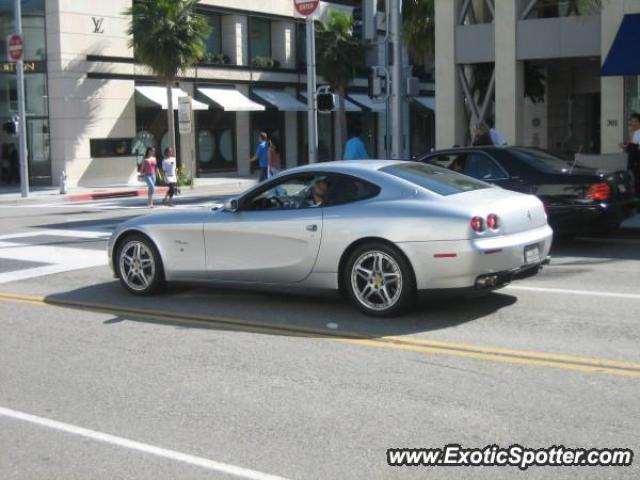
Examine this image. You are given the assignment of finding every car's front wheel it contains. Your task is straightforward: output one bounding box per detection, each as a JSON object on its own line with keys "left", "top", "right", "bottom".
{"left": 344, "top": 242, "right": 416, "bottom": 317}
{"left": 116, "top": 234, "right": 164, "bottom": 295}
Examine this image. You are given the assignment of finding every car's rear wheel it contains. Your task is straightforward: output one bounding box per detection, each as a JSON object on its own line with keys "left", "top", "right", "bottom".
{"left": 116, "top": 234, "right": 164, "bottom": 295}
{"left": 344, "top": 242, "right": 416, "bottom": 317}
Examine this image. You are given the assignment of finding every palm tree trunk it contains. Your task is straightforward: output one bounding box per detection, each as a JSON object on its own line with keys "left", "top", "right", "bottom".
{"left": 165, "top": 80, "right": 176, "bottom": 153}
{"left": 334, "top": 86, "right": 348, "bottom": 160}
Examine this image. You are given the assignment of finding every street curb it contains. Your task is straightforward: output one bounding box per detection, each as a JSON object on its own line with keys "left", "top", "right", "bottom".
{"left": 66, "top": 187, "right": 169, "bottom": 202}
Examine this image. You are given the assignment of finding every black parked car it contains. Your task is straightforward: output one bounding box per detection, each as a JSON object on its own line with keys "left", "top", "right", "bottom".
{"left": 419, "top": 146, "right": 637, "bottom": 236}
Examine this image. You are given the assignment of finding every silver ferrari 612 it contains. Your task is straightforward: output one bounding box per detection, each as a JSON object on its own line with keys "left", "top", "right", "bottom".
{"left": 108, "top": 161, "right": 553, "bottom": 317}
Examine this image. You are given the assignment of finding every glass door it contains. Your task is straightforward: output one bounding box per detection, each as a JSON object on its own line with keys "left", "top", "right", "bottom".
{"left": 26, "top": 118, "right": 51, "bottom": 185}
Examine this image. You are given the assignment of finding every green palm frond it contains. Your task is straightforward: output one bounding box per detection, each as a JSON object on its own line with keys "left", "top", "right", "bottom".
{"left": 125, "top": 0, "right": 210, "bottom": 81}
{"left": 315, "top": 9, "right": 365, "bottom": 90}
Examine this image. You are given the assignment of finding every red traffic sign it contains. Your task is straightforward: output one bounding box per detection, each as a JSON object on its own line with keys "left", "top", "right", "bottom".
{"left": 7, "top": 33, "right": 24, "bottom": 62}
{"left": 294, "top": 0, "right": 319, "bottom": 16}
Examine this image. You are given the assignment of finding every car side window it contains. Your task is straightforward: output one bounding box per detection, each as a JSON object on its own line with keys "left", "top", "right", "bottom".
{"left": 462, "top": 153, "right": 508, "bottom": 181}
{"left": 426, "top": 154, "right": 468, "bottom": 174}
{"left": 243, "top": 174, "right": 331, "bottom": 211}
{"left": 324, "top": 175, "right": 381, "bottom": 207}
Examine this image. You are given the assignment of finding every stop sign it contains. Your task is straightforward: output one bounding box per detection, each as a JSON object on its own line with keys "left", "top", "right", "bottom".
{"left": 7, "top": 33, "right": 23, "bottom": 62}
{"left": 294, "top": 0, "right": 319, "bottom": 17}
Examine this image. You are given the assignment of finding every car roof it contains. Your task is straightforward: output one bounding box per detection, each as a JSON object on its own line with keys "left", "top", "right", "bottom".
{"left": 284, "top": 159, "right": 409, "bottom": 175}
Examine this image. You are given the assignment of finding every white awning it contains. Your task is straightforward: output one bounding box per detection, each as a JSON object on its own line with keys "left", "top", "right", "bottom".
{"left": 413, "top": 96, "right": 436, "bottom": 111}
{"left": 135, "top": 86, "right": 208, "bottom": 110}
{"left": 253, "top": 89, "right": 307, "bottom": 111}
{"left": 299, "top": 93, "right": 361, "bottom": 112}
{"left": 197, "top": 87, "right": 265, "bottom": 111}
{"left": 348, "top": 93, "right": 387, "bottom": 113}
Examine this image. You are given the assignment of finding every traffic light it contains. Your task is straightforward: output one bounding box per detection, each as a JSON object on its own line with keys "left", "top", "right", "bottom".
{"left": 368, "top": 67, "right": 383, "bottom": 98}
{"left": 352, "top": 5, "right": 363, "bottom": 40}
{"left": 2, "top": 119, "right": 17, "bottom": 136}
{"left": 352, "top": 1, "right": 377, "bottom": 43}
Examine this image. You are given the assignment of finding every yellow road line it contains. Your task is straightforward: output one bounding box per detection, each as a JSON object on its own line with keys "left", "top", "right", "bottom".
{"left": 0, "top": 291, "right": 639, "bottom": 378}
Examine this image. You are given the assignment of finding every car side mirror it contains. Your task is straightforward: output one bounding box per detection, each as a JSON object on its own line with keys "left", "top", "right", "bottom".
{"left": 224, "top": 198, "right": 239, "bottom": 213}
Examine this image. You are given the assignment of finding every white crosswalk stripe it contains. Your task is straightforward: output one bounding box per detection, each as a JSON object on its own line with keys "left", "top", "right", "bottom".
{"left": 0, "top": 228, "right": 111, "bottom": 284}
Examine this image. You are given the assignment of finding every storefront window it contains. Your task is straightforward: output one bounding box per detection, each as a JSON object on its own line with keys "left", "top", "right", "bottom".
{"left": 0, "top": 0, "right": 49, "bottom": 185}
{"left": 249, "top": 18, "right": 271, "bottom": 61}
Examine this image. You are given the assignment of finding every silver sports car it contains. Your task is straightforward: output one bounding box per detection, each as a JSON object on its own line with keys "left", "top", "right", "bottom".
{"left": 108, "top": 161, "right": 552, "bottom": 316}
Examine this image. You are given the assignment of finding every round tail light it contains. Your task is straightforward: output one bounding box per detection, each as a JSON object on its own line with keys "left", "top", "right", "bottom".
{"left": 486, "top": 213, "right": 499, "bottom": 230}
{"left": 471, "top": 216, "right": 485, "bottom": 233}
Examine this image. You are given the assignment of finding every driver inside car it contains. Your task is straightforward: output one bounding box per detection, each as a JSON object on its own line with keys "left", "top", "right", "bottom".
{"left": 305, "top": 178, "right": 329, "bottom": 207}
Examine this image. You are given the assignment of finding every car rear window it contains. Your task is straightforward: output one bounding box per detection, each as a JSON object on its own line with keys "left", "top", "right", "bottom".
{"left": 511, "top": 148, "right": 592, "bottom": 174}
{"left": 381, "top": 163, "right": 490, "bottom": 196}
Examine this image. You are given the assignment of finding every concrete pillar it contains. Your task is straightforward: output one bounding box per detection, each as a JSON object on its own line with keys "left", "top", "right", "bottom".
{"left": 272, "top": 21, "right": 296, "bottom": 69}
{"left": 600, "top": 2, "right": 625, "bottom": 153}
{"left": 236, "top": 85, "right": 251, "bottom": 176}
{"left": 495, "top": 0, "right": 525, "bottom": 145}
{"left": 221, "top": 15, "right": 248, "bottom": 66}
{"left": 284, "top": 87, "right": 298, "bottom": 169}
{"left": 435, "top": 0, "right": 465, "bottom": 148}
{"left": 178, "top": 81, "right": 197, "bottom": 178}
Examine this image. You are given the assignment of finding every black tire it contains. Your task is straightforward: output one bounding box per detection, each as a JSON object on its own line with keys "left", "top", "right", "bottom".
{"left": 115, "top": 233, "right": 164, "bottom": 295}
{"left": 343, "top": 241, "right": 416, "bottom": 317}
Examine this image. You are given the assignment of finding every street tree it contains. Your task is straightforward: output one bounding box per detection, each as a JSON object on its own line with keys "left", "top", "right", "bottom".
{"left": 125, "top": 0, "right": 210, "bottom": 153}
{"left": 403, "top": 0, "right": 435, "bottom": 66}
{"left": 316, "top": 9, "right": 365, "bottom": 160}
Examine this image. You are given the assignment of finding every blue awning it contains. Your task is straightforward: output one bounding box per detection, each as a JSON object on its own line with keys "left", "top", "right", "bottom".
{"left": 601, "top": 14, "right": 640, "bottom": 76}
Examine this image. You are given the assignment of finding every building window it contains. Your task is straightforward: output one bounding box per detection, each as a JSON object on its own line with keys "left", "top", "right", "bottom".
{"left": 525, "top": 0, "right": 588, "bottom": 19}
{"left": 90, "top": 138, "right": 134, "bottom": 158}
{"left": 249, "top": 17, "right": 271, "bottom": 62}
{"left": 205, "top": 14, "right": 222, "bottom": 56}
{"left": 0, "top": 0, "right": 46, "bottom": 61}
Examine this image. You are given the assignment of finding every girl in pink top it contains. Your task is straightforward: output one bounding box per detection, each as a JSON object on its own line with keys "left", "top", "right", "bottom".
{"left": 140, "top": 147, "right": 157, "bottom": 208}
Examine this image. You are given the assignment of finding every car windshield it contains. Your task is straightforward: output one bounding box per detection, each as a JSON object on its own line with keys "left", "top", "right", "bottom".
{"left": 381, "top": 163, "right": 490, "bottom": 196}
{"left": 511, "top": 148, "right": 592, "bottom": 173}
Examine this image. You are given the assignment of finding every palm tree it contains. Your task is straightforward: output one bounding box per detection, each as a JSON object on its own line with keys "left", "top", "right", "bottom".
{"left": 403, "top": 0, "right": 435, "bottom": 66}
{"left": 125, "top": 0, "right": 209, "bottom": 152}
{"left": 316, "top": 9, "right": 365, "bottom": 160}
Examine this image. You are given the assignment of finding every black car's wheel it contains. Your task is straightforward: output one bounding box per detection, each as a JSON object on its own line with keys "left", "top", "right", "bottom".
{"left": 115, "top": 234, "right": 164, "bottom": 295}
{"left": 344, "top": 242, "right": 416, "bottom": 317}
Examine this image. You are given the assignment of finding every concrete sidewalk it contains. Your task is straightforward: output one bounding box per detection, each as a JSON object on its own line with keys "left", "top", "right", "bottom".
{"left": 0, "top": 177, "right": 257, "bottom": 205}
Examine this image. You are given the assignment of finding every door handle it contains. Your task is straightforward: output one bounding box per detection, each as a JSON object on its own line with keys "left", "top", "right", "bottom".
{"left": 306, "top": 224, "right": 318, "bottom": 232}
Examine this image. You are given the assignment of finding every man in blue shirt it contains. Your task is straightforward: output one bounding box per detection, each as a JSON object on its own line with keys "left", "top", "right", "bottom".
{"left": 343, "top": 123, "right": 369, "bottom": 160}
{"left": 250, "top": 132, "right": 269, "bottom": 181}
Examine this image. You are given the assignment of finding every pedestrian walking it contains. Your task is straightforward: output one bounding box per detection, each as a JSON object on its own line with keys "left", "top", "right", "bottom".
{"left": 488, "top": 119, "right": 508, "bottom": 146}
{"left": 472, "top": 122, "right": 493, "bottom": 146}
{"left": 268, "top": 137, "right": 282, "bottom": 178}
{"left": 140, "top": 146, "right": 157, "bottom": 208}
{"left": 250, "top": 132, "right": 270, "bottom": 182}
{"left": 343, "top": 123, "right": 369, "bottom": 160}
{"left": 162, "top": 147, "right": 178, "bottom": 207}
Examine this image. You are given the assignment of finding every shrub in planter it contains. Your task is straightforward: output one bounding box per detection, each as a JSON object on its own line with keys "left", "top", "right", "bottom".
{"left": 251, "top": 56, "right": 280, "bottom": 68}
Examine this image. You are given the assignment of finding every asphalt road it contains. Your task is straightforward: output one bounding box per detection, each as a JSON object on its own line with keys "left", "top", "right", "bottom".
{"left": 0, "top": 195, "right": 638, "bottom": 479}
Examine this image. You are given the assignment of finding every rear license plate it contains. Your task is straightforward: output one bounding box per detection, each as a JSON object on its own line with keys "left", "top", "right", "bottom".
{"left": 524, "top": 244, "right": 541, "bottom": 265}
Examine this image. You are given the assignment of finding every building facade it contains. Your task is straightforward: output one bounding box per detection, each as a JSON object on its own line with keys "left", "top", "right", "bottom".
{"left": 435, "top": 0, "right": 640, "bottom": 158}
{"left": 0, "top": 0, "right": 434, "bottom": 188}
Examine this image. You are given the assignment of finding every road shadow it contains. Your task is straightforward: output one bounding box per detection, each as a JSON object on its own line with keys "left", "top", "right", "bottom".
{"left": 551, "top": 234, "right": 640, "bottom": 262}
{"left": 43, "top": 280, "right": 518, "bottom": 340}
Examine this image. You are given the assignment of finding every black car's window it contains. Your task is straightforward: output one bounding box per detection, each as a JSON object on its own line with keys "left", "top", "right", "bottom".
{"left": 324, "top": 175, "right": 381, "bottom": 206}
{"left": 381, "top": 163, "right": 490, "bottom": 196}
{"left": 243, "top": 174, "right": 331, "bottom": 211}
{"left": 511, "top": 148, "right": 591, "bottom": 173}
{"left": 462, "top": 153, "right": 508, "bottom": 180}
{"left": 426, "top": 154, "right": 468, "bottom": 174}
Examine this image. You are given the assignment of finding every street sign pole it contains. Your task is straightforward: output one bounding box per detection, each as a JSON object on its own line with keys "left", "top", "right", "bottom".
{"left": 14, "top": 0, "right": 28, "bottom": 197}
{"left": 390, "top": 0, "right": 403, "bottom": 160}
{"left": 306, "top": 15, "right": 318, "bottom": 164}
